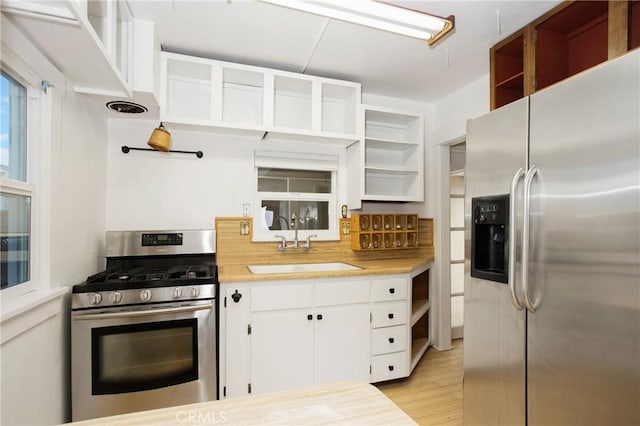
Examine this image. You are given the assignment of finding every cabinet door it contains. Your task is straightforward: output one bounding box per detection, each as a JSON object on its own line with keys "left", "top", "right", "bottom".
{"left": 313, "top": 305, "right": 371, "bottom": 385}
{"left": 222, "top": 285, "right": 251, "bottom": 398}
{"left": 250, "top": 310, "right": 314, "bottom": 395}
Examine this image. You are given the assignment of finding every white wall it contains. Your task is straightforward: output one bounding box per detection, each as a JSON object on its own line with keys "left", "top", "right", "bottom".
{"left": 1, "top": 20, "right": 108, "bottom": 425}
{"left": 432, "top": 74, "right": 489, "bottom": 145}
{"left": 105, "top": 120, "right": 347, "bottom": 231}
{"left": 427, "top": 74, "right": 489, "bottom": 350}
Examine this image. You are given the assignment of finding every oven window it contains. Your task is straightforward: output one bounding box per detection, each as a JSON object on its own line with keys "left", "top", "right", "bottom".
{"left": 92, "top": 319, "right": 198, "bottom": 395}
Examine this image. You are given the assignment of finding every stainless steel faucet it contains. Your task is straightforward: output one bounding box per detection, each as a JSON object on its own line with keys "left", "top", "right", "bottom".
{"left": 275, "top": 212, "right": 316, "bottom": 251}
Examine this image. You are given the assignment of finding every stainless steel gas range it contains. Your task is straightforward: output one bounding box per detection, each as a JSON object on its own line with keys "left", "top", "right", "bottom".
{"left": 71, "top": 230, "right": 218, "bottom": 422}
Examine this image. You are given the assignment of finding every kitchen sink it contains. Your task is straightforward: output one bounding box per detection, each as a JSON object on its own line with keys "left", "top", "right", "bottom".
{"left": 247, "top": 262, "right": 362, "bottom": 274}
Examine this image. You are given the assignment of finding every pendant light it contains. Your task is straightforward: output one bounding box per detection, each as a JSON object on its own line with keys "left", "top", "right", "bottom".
{"left": 147, "top": 122, "right": 171, "bottom": 152}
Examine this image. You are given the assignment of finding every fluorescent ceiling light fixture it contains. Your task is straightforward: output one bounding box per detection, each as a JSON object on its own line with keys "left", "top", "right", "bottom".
{"left": 259, "top": 0, "right": 454, "bottom": 45}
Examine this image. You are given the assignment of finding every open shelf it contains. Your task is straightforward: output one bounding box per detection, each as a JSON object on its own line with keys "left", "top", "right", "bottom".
{"left": 222, "top": 67, "right": 264, "bottom": 126}
{"left": 273, "top": 75, "right": 312, "bottom": 130}
{"left": 535, "top": 1, "right": 609, "bottom": 91}
{"left": 411, "top": 300, "right": 431, "bottom": 327}
{"left": 409, "top": 268, "right": 430, "bottom": 373}
{"left": 410, "top": 337, "right": 430, "bottom": 372}
{"left": 321, "top": 83, "right": 358, "bottom": 134}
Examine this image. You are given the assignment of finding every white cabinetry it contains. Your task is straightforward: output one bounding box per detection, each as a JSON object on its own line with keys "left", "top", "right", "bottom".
{"left": 370, "top": 276, "right": 410, "bottom": 381}
{"left": 347, "top": 105, "right": 424, "bottom": 206}
{"left": 220, "top": 278, "right": 370, "bottom": 398}
{"left": 219, "top": 272, "right": 430, "bottom": 398}
{"left": 3, "top": 0, "right": 134, "bottom": 97}
{"left": 160, "top": 52, "right": 361, "bottom": 145}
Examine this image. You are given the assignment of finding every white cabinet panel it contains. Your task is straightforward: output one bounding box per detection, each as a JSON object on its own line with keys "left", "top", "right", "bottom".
{"left": 315, "top": 280, "right": 369, "bottom": 306}
{"left": 372, "top": 326, "right": 408, "bottom": 355}
{"left": 371, "top": 352, "right": 407, "bottom": 382}
{"left": 371, "top": 302, "right": 407, "bottom": 328}
{"left": 371, "top": 277, "right": 408, "bottom": 302}
{"left": 314, "top": 305, "right": 370, "bottom": 384}
{"left": 250, "top": 283, "right": 312, "bottom": 312}
{"left": 250, "top": 310, "right": 314, "bottom": 395}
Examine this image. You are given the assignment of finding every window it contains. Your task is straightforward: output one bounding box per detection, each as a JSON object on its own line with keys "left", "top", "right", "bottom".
{"left": 1, "top": 70, "right": 34, "bottom": 295}
{"left": 253, "top": 151, "right": 338, "bottom": 241}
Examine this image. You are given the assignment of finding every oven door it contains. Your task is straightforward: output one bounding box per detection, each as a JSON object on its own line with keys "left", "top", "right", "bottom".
{"left": 71, "top": 300, "right": 217, "bottom": 421}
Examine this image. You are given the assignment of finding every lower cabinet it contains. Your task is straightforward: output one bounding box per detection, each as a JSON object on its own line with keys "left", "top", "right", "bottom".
{"left": 219, "top": 272, "right": 429, "bottom": 398}
{"left": 251, "top": 309, "right": 315, "bottom": 394}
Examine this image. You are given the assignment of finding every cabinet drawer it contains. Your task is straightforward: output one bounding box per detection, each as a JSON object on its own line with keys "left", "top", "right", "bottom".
{"left": 371, "top": 302, "right": 407, "bottom": 328}
{"left": 251, "top": 284, "right": 313, "bottom": 312}
{"left": 371, "top": 352, "right": 407, "bottom": 382}
{"left": 371, "top": 277, "right": 407, "bottom": 302}
{"left": 372, "top": 326, "right": 407, "bottom": 355}
{"left": 315, "top": 280, "right": 370, "bottom": 307}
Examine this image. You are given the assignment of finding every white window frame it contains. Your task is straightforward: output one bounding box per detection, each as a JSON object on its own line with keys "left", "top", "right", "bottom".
{"left": 252, "top": 150, "right": 339, "bottom": 242}
{"left": 0, "top": 62, "right": 43, "bottom": 303}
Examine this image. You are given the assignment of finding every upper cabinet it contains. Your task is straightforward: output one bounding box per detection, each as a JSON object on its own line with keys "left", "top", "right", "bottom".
{"left": 491, "top": 0, "right": 640, "bottom": 110}
{"left": 2, "top": 0, "right": 135, "bottom": 97}
{"left": 160, "top": 52, "right": 361, "bottom": 145}
{"left": 347, "top": 105, "right": 424, "bottom": 206}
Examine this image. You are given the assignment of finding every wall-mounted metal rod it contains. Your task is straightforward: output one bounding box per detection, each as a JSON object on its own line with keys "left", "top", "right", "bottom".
{"left": 121, "top": 146, "right": 204, "bottom": 158}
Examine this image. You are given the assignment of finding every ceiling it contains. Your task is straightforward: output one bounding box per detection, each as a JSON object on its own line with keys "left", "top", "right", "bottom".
{"left": 128, "top": 0, "right": 562, "bottom": 103}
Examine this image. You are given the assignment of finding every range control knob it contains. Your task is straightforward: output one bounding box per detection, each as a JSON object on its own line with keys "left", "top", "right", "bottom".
{"left": 191, "top": 287, "right": 200, "bottom": 298}
{"left": 140, "top": 289, "right": 152, "bottom": 302}
{"left": 90, "top": 293, "right": 102, "bottom": 305}
{"left": 110, "top": 291, "right": 123, "bottom": 304}
{"left": 173, "top": 288, "right": 183, "bottom": 299}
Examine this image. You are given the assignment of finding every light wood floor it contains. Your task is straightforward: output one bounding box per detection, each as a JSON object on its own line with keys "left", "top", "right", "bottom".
{"left": 376, "top": 339, "right": 463, "bottom": 426}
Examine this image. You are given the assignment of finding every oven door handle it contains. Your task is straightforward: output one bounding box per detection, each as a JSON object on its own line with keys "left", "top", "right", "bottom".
{"left": 73, "top": 303, "right": 213, "bottom": 320}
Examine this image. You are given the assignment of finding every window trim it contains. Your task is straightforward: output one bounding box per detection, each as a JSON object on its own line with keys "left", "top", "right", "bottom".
{"left": 252, "top": 151, "right": 340, "bottom": 242}
{"left": 1, "top": 62, "right": 42, "bottom": 301}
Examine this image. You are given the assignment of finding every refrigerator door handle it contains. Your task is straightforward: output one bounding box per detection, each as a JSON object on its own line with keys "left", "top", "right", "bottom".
{"left": 522, "top": 165, "right": 538, "bottom": 313}
{"left": 508, "top": 167, "right": 526, "bottom": 311}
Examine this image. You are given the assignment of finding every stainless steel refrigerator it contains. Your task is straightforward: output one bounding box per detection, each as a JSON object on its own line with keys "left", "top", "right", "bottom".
{"left": 464, "top": 49, "right": 639, "bottom": 425}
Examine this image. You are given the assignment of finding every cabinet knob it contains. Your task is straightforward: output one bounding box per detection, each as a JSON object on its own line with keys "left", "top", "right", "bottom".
{"left": 388, "top": 337, "right": 395, "bottom": 343}
{"left": 388, "top": 365, "right": 395, "bottom": 372}
{"left": 389, "top": 288, "right": 395, "bottom": 294}
{"left": 388, "top": 313, "right": 394, "bottom": 319}
{"left": 307, "top": 314, "right": 313, "bottom": 321}
{"left": 317, "top": 314, "right": 323, "bottom": 320}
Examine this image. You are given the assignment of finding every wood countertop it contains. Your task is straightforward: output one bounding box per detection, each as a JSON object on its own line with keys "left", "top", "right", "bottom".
{"left": 66, "top": 382, "right": 417, "bottom": 426}
{"left": 218, "top": 255, "right": 434, "bottom": 283}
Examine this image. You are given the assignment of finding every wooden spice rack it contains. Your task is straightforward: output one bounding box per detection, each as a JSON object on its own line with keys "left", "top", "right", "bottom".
{"left": 350, "top": 213, "right": 419, "bottom": 251}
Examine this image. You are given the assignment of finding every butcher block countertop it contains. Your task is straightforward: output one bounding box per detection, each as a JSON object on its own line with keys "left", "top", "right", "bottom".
{"left": 218, "top": 256, "right": 433, "bottom": 282}
{"left": 66, "top": 382, "right": 417, "bottom": 426}
{"left": 215, "top": 217, "right": 435, "bottom": 283}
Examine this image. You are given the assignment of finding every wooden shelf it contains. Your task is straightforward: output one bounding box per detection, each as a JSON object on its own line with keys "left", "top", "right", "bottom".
{"left": 496, "top": 71, "right": 524, "bottom": 90}
{"left": 410, "top": 338, "right": 430, "bottom": 372}
{"left": 411, "top": 300, "right": 431, "bottom": 327}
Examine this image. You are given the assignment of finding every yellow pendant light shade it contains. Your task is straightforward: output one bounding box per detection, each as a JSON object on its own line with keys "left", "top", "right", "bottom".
{"left": 147, "top": 122, "right": 171, "bottom": 152}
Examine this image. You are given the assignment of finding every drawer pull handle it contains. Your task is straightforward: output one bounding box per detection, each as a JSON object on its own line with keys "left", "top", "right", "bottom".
{"left": 317, "top": 314, "right": 323, "bottom": 320}
{"left": 388, "top": 365, "right": 395, "bottom": 371}
{"left": 389, "top": 288, "right": 395, "bottom": 294}
{"left": 388, "top": 337, "right": 395, "bottom": 343}
{"left": 388, "top": 313, "right": 394, "bottom": 319}
{"left": 307, "top": 314, "right": 313, "bottom": 321}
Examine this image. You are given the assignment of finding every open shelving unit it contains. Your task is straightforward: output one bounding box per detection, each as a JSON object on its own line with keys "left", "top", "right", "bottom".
{"left": 491, "top": 0, "right": 640, "bottom": 110}
{"left": 361, "top": 106, "right": 424, "bottom": 202}
{"left": 160, "top": 51, "right": 361, "bottom": 145}
{"left": 410, "top": 269, "right": 430, "bottom": 372}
